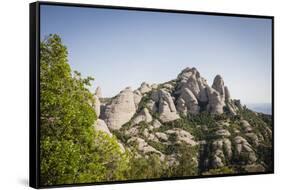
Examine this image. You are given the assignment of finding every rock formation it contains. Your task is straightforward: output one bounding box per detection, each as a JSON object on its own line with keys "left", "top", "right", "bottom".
{"left": 95, "top": 119, "right": 112, "bottom": 137}
{"left": 95, "top": 86, "right": 102, "bottom": 98}
{"left": 91, "top": 66, "right": 272, "bottom": 174}
{"left": 102, "top": 87, "right": 136, "bottom": 130}
{"left": 150, "top": 89, "right": 180, "bottom": 122}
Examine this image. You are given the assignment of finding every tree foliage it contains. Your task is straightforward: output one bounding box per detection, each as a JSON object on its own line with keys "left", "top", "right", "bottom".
{"left": 40, "top": 34, "right": 128, "bottom": 185}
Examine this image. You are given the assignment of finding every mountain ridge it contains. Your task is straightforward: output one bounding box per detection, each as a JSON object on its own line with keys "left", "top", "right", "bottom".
{"left": 93, "top": 67, "right": 272, "bottom": 174}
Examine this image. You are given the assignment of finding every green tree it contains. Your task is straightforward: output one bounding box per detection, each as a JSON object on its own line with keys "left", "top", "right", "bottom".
{"left": 125, "top": 153, "right": 165, "bottom": 180}
{"left": 166, "top": 144, "right": 198, "bottom": 177}
{"left": 40, "top": 34, "right": 128, "bottom": 185}
{"left": 202, "top": 166, "right": 235, "bottom": 175}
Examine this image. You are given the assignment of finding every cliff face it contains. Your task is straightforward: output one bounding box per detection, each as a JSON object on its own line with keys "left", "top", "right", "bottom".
{"left": 94, "top": 67, "right": 273, "bottom": 174}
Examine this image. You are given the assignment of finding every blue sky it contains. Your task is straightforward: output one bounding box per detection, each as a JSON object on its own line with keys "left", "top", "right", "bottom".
{"left": 41, "top": 5, "right": 272, "bottom": 104}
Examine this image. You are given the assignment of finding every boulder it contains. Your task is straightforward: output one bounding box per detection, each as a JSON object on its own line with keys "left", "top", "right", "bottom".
{"left": 152, "top": 119, "right": 162, "bottom": 129}
{"left": 155, "top": 132, "right": 168, "bottom": 141}
{"left": 215, "top": 129, "right": 231, "bottom": 137}
{"left": 166, "top": 128, "right": 197, "bottom": 146}
{"left": 132, "top": 108, "right": 153, "bottom": 125}
{"left": 103, "top": 87, "right": 136, "bottom": 130}
{"left": 241, "top": 120, "right": 253, "bottom": 132}
{"left": 245, "top": 133, "right": 259, "bottom": 146}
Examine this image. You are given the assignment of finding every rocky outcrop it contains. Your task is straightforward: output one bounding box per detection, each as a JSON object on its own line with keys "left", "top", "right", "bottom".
{"left": 139, "top": 82, "right": 151, "bottom": 94}
{"left": 233, "top": 136, "right": 257, "bottom": 164}
{"left": 127, "top": 137, "right": 164, "bottom": 160}
{"left": 206, "top": 86, "right": 225, "bottom": 114}
{"left": 90, "top": 66, "right": 272, "bottom": 174}
{"left": 132, "top": 108, "right": 153, "bottom": 125}
{"left": 102, "top": 87, "right": 136, "bottom": 130}
{"left": 95, "top": 86, "right": 102, "bottom": 98}
{"left": 177, "top": 67, "right": 208, "bottom": 102}
{"left": 212, "top": 75, "right": 225, "bottom": 98}
{"left": 155, "top": 132, "right": 168, "bottom": 141}
{"left": 133, "top": 90, "right": 142, "bottom": 108}
{"left": 158, "top": 91, "right": 180, "bottom": 122}
{"left": 174, "top": 68, "right": 237, "bottom": 115}
{"left": 95, "top": 119, "right": 112, "bottom": 137}
{"left": 166, "top": 128, "right": 197, "bottom": 146}
{"left": 150, "top": 89, "right": 180, "bottom": 122}
{"left": 210, "top": 138, "right": 232, "bottom": 168}
{"left": 176, "top": 88, "right": 200, "bottom": 114}
{"left": 224, "top": 86, "right": 231, "bottom": 101}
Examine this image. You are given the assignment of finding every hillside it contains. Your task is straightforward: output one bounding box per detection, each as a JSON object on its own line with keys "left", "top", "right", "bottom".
{"left": 94, "top": 67, "right": 273, "bottom": 175}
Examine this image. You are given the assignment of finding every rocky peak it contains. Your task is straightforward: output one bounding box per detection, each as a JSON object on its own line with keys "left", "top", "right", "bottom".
{"left": 177, "top": 67, "right": 200, "bottom": 80}
{"left": 102, "top": 87, "right": 136, "bottom": 130}
{"left": 212, "top": 75, "right": 225, "bottom": 97}
{"left": 139, "top": 82, "right": 151, "bottom": 94}
{"left": 95, "top": 86, "right": 102, "bottom": 98}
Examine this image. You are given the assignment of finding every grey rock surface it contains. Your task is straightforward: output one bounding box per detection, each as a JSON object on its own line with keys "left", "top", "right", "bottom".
{"left": 103, "top": 87, "right": 136, "bottom": 130}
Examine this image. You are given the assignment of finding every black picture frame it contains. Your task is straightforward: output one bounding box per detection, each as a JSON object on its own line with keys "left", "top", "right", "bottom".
{"left": 30, "top": 1, "right": 274, "bottom": 189}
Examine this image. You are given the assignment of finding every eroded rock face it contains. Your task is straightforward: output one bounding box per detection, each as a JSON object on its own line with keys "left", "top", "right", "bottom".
{"left": 233, "top": 136, "right": 257, "bottom": 164}
{"left": 211, "top": 138, "right": 232, "bottom": 168}
{"left": 132, "top": 108, "right": 153, "bottom": 125}
{"left": 177, "top": 67, "right": 208, "bottom": 101}
{"left": 166, "top": 128, "right": 197, "bottom": 146}
{"left": 95, "top": 119, "right": 112, "bottom": 137}
{"left": 139, "top": 82, "right": 151, "bottom": 94}
{"left": 152, "top": 119, "right": 162, "bottom": 129}
{"left": 224, "top": 86, "right": 231, "bottom": 101}
{"left": 151, "top": 89, "right": 180, "bottom": 122}
{"left": 155, "top": 132, "right": 168, "bottom": 141}
{"left": 215, "top": 129, "right": 231, "bottom": 137}
{"left": 176, "top": 88, "right": 200, "bottom": 114}
{"left": 103, "top": 87, "right": 136, "bottom": 130}
{"left": 206, "top": 86, "right": 225, "bottom": 114}
{"left": 212, "top": 75, "right": 225, "bottom": 97}
{"left": 95, "top": 86, "right": 102, "bottom": 98}
{"left": 133, "top": 90, "right": 142, "bottom": 108}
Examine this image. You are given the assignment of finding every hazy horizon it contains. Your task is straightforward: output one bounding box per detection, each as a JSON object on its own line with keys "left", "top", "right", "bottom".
{"left": 41, "top": 5, "right": 272, "bottom": 105}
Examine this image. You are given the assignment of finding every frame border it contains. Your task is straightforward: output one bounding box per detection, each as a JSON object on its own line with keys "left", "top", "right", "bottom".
{"left": 29, "top": 1, "right": 274, "bottom": 189}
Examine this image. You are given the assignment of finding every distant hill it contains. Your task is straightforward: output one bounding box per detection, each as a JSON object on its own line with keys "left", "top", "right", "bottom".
{"left": 246, "top": 103, "right": 272, "bottom": 115}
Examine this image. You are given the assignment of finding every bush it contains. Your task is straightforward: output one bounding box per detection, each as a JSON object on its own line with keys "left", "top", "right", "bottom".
{"left": 202, "top": 166, "right": 235, "bottom": 175}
